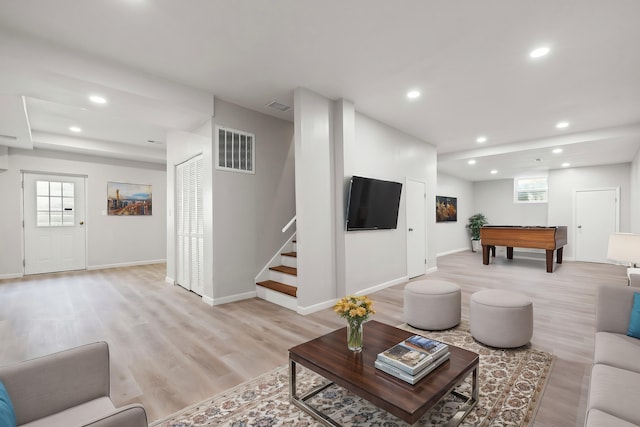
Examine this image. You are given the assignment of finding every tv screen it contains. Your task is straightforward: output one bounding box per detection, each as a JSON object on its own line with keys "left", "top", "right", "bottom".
{"left": 345, "top": 176, "right": 403, "bottom": 231}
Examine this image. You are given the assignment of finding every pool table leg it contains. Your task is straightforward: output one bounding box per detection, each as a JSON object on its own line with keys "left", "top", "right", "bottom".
{"left": 506, "top": 247, "right": 513, "bottom": 259}
{"left": 546, "top": 250, "right": 554, "bottom": 273}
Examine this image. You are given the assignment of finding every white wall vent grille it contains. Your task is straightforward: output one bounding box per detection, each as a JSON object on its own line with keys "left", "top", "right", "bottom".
{"left": 216, "top": 126, "right": 255, "bottom": 174}
{"left": 265, "top": 100, "right": 292, "bottom": 112}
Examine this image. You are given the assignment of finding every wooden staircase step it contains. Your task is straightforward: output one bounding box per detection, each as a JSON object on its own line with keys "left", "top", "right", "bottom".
{"left": 257, "top": 280, "right": 297, "bottom": 297}
{"left": 281, "top": 251, "right": 297, "bottom": 258}
{"left": 269, "top": 265, "right": 297, "bottom": 276}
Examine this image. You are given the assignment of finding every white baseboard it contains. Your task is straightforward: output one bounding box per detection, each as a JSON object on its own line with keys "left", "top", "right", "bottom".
{"left": 297, "top": 276, "right": 410, "bottom": 316}
{"left": 201, "top": 295, "right": 214, "bottom": 306}
{"left": 297, "top": 299, "right": 336, "bottom": 315}
{"left": 426, "top": 266, "right": 438, "bottom": 274}
{"left": 209, "top": 290, "right": 257, "bottom": 306}
{"left": 87, "top": 259, "right": 166, "bottom": 270}
{"left": 355, "top": 276, "right": 409, "bottom": 296}
{"left": 0, "top": 272, "right": 23, "bottom": 280}
{"left": 436, "top": 248, "right": 469, "bottom": 257}
{"left": 165, "top": 276, "right": 175, "bottom": 286}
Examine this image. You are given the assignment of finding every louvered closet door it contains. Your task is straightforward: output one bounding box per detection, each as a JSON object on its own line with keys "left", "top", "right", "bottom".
{"left": 176, "top": 155, "right": 204, "bottom": 296}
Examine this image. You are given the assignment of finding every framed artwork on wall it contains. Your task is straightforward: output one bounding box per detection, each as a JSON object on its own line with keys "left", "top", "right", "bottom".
{"left": 436, "top": 196, "right": 457, "bottom": 222}
{"left": 107, "top": 182, "right": 152, "bottom": 216}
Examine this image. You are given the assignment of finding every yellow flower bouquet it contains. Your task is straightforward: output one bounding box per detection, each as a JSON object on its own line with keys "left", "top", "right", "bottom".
{"left": 334, "top": 295, "right": 375, "bottom": 352}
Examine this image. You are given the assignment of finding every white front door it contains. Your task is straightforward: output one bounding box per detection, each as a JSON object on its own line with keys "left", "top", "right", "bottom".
{"left": 575, "top": 188, "right": 619, "bottom": 263}
{"left": 23, "top": 173, "right": 87, "bottom": 275}
{"left": 406, "top": 179, "right": 426, "bottom": 278}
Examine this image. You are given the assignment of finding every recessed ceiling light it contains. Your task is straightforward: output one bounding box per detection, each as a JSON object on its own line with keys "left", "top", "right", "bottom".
{"left": 552, "top": 148, "right": 563, "bottom": 154}
{"left": 530, "top": 46, "right": 550, "bottom": 58}
{"left": 556, "top": 121, "right": 570, "bottom": 129}
{"left": 468, "top": 159, "right": 476, "bottom": 165}
{"left": 407, "top": 90, "right": 420, "bottom": 99}
{"left": 490, "top": 169, "right": 498, "bottom": 174}
{"left": 89, "top": 95, "right": 107, "bottom": 104}
{"left": 476, "top": 136, "right": 487, "bottom": 143}
{"left": 69, "top": 126, "right": 82, "bottom": 132}
{"left": 562, "top": 162, "right": 571, "bottom": 167}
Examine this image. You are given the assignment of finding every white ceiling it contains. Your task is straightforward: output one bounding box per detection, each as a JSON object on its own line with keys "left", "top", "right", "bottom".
{"left": 0, "top": 0, "right": 639, "bottom": 179}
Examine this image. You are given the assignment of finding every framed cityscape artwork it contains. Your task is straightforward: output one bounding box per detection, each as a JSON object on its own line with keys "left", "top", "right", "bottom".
{"left": 107, "top": 182, "right": 152, "bottom": 216}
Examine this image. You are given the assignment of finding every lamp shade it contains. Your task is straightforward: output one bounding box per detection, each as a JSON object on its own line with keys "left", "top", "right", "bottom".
{"left": 607, "top": 233, "right": 640, "bottom": 264}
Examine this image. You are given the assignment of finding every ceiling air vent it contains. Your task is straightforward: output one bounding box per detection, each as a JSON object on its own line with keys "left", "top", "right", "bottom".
{"left": 265, "top": 100, "right": 291, "bottom": 112}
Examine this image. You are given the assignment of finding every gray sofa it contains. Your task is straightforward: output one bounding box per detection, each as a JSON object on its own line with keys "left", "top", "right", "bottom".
{"left": 586, "top": 285, "right": 640, "bottom": 426}
{"left": 0, "top": 342, "right": 147, "bottom": 427}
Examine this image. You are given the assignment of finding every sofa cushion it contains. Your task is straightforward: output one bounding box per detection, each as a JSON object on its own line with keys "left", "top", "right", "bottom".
{"left": 20, "top": 397, "right": 114, "bottom": 427}
{"left": 586, "top": 408, "right": 640, "bottom": 427}
{"left": 594, "top": 332, "right": 640, "bottom": 373}
{"left": 0, "top": 381, "right": 16, "bottom": 427}
{"left": 628, "top": 292, "right": 640, "bottom": 338}
{"left": 588, "top": 364, "right": 640, "bottom": 425}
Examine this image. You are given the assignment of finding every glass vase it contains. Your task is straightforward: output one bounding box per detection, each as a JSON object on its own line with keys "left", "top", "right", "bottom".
{"left": 347, "top": 320, "right": 363, "bottom": 352}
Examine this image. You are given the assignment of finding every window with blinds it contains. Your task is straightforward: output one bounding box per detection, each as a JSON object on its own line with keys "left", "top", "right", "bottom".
{"left": 514, "top": 176, "right": 548, "bottom": 203}
{"left": 176, "top": 155, "right": 204, "bottom": 296}
{"left": 216, "top": 126, "right": 255, "bottom": 174}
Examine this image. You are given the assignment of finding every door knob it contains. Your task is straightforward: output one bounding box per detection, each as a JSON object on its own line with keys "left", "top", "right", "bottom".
{"left": 79, "top": 221, "right": 84, "bottom": 225}
{"left": 577, "top": 225, "right": 582, "bottom": 229}
{"left": 408, "top": 228, "right": 414, "bottom": 232}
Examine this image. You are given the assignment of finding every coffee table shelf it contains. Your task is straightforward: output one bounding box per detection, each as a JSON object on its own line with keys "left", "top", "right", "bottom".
{"left": 288, "top": 320, "right": 479, "bottom": 426}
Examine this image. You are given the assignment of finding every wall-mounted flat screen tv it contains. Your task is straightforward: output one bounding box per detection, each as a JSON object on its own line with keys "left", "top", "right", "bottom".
{"left": 345, "top": 176, "right": 403, "bottom": 231}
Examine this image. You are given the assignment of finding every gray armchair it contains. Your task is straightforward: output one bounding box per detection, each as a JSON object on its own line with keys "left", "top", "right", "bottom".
{"left": 0, "top": 342, "right": 147, "bottom": 427}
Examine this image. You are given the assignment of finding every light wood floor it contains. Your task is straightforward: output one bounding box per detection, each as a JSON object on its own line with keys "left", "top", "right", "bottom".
{"left": 0, "top": 251, "right": 629, "bottom": 425}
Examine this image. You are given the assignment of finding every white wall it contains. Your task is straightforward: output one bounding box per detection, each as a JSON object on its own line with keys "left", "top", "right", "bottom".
{"left": 343, "top": 113, "right": 437, "bottom": 294}
{"left": 166, "top": 99, "right": 295, "bottom": 305}
{"left": 166, "top": 127, "right": 213, "bottom": 300}
{"left": 294, "top": 88, "right": 337, "bottom": 310}
{"left": 0, "top": 148, "right": 166, "bottom": 278}
{"left": 468, "top": 164, "right": 631, "bottom": 260}
{"left": 436, "top": 173, "right": 474, "bottom": 255}
{"left": 548, "top": 163, "right": 631, "bottom": 259}
{"left": 631, "top": 150, "right": 640, "bottom": 233}
{"left": 212, "top": 99, "right": 295, "bottom": 302}
{"left": 473, "top": 179, "right": 548, "bottom": 226}
{"left": 293, "top": 88, "right": 437, "bottom": 313}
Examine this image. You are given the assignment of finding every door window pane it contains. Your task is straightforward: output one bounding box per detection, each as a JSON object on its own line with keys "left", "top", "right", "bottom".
{"left": 35, "top": 180, "right": 75, "bottom": 227}
{"left": 50, "top": 182, "right": 62, "bottom": 196}
{"left": 62, "top": 182, "right": 74, "bottom": 197}
{"left": 50, "top": 197, "right": 62, "bottom": 211}
{"left": 37, "top": 196, "right": 50, "bottom": 211}
{"left": 37, "top": 181, "right": 49, "bottom": 196}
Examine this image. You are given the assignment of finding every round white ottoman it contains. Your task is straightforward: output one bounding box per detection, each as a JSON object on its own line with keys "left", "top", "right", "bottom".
{"left": 404, "top": 280, "right": 461, "bottom": 330}
{"left": 470, "top": 289, "right": 533, "bottom": 348}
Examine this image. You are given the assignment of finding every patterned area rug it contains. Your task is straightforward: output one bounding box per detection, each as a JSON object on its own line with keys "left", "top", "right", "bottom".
{"left": 150, "top": 321, "right": 553, "bottom": 426}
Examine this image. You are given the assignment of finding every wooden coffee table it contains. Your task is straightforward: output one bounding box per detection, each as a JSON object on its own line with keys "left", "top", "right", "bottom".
{"left": 289, "top": 320, "right": 479, "bottom": 426}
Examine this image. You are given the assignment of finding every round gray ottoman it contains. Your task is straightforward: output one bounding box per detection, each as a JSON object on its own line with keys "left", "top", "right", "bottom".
{"left": 404, "top": 280, "right": 461, "bottom": 330}
{"left": 470, "top": 289, "right": 533, "bottom": 348}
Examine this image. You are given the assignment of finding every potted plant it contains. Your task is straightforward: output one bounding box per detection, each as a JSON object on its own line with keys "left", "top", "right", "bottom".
{"left": 467, "top": 213, "right": 488, "bottom": 252}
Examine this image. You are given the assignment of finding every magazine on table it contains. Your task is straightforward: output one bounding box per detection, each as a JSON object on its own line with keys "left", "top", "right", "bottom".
{"left": 377, "top": 336, "right": 448, "bottom": 375}
{"left": 375, "top": 351, "right": 450, "bottom": 385}
{"left": 403, "top": 335, "right": 448, "bottom": 355}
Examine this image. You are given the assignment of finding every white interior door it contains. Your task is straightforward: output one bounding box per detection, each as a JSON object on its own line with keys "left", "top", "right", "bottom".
{"left": 575, "top": 188, "right": 618, "bottom": 263}
{"left": 406, "top": 179, "right": 426, "bottom": 278}
{"left": 23, "top": 172, "right": 86, "bottom": 275}
{"left": 176, "top": 155, "right": 204, "bottom": 295}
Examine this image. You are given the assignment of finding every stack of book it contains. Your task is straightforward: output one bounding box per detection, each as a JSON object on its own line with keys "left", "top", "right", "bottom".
{"left": 375, "top": 335, "right": 450, "bottom": 384}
